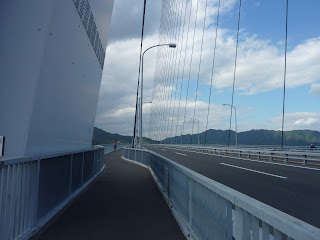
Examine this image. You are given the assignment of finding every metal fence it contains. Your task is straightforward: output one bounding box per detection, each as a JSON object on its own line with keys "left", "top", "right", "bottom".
{"left": 198, "top": 144, "right": 320, "bottom": 152}
{"left": 153, "top": 144, "right": 320, "bottom": 166}
{"left": 0, "top": 146, "right": 104, "bottom": 240}
{"left": 122, "top": 147, "right": 320, "bottom": 240}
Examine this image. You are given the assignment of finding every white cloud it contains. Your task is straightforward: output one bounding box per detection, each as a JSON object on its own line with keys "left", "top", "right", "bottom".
{"left": 107, "top": 0, "right": 162, "bottom": 43}
{"left": 95, "top": 0, "right": 320, "bottom": 138}
{"left": 309, "top": 83, "right": 320, "bottom": 97}
{"left": 147, "top": 100, "right": 234, "bottom": 140}
{"left": 96, "top": 35, "right": 160, "bottom": 135}
{"left": 271, "top": 112, "right": 320, "bottom": 131}
{"left": 169, "top": 29, "right": 320, "bottom": 95}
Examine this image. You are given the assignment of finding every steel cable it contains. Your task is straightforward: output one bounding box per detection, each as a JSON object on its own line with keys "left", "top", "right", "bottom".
{"left": 281, "top": 0, "right": 289, "bottom": 148}
{"left": 191, "top": 0, "right": 209, "bottom": 145}
{"left": 227, "top": 0, "right": 242, "bottom": 147}
{"left": 204, "top": 0, "right": 221, "bottom": 145}
{"left": 132, "top": 0, "right": 147, "bottom": 148}
{"left": 182, "top": 0, "right": 200, "bottom": 142}
{"left": 175, "top": 0, "right": 193, "bottom": 144}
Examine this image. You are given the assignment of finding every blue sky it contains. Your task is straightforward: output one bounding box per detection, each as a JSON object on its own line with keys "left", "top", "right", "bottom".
{"left": 96, "top": 0, "right": 320, "bottom": 136}
{"left": 215, "top": 0, "right": 320, "bottom": 131}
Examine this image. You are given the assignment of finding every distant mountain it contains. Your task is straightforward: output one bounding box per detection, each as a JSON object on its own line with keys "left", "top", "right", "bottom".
{"left": 164, "top": 129, "right": 320, "bottom": 146}
{"left": 92, "top": 127, "right": 132, "bottom": 145}
{"left": 93, "top": 127, "right": 320, "bottom": 146}
{"left": 92, "top": 127, "right": 152, "bottom": 145}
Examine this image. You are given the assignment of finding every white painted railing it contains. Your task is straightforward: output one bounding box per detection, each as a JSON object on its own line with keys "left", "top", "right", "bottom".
{"left": 122, "top": 147, "right": 320, "bottom": 240}
{"left": 0, "top": 146, "right": 104, "bottom": 240}
{"left": 155, "top": 144, "right": 320, "bottom": 166}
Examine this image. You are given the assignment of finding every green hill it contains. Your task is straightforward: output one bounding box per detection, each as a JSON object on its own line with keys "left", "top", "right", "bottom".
{"left": 92, "top": 127, "right": 153, "bottom": 145}
{"left": 92, "top": 127, "right": 132, "bottom": 145}
{"left": 165, "top": 129, "right": 320, "bottom": 146}
{"left": 93, "top": 127, "right": 320, "bottom": 146}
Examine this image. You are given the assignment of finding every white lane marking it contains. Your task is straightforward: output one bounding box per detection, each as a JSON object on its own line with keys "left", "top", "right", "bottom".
{"left": 175, "top": 152, "right": 187, "bottom": 156}
{"left": 220, "top": 163, "right": 287, "bottom": 179}
{"left": 161, "top": 149, "right": 166, "bottom": 151}
{"left": 158, "top": 147, "right": 320, "bottom": 171}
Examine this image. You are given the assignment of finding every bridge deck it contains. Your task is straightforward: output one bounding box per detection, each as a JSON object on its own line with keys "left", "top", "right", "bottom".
{"left": 35, "top": 150, "right": 185, "bottom": 240}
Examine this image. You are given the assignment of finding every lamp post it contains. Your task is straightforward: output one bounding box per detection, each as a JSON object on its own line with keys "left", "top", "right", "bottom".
{"left": 135, "top": 97, "right": 141, "bottom": 148}
{"left": 190, "top": 118, "right": 200, "bottom": 145}
{"left": 139, "top": 43, "right": 176, "bottom": 149}
{"left": 223, "top": 104, "right": 238, "bottom": 146}
{"left": 176, "top": 125, "right": 183, "bottom": 144}
{"left": 140, "top": 101, "right": 152, "bottom": 144}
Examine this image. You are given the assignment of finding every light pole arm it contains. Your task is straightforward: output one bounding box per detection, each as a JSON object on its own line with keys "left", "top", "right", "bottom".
{"left": 142, "top": 43, "right": 175, "bottom": 56}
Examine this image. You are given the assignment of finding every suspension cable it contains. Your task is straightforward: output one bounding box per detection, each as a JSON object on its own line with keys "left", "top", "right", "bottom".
{"left": 228, "top": 0, "right": 242, "bottom": 147}
{"left": 281, "top": 0, "right": 289, "bottom": 148}
{"left": 204, "top": 0, "right": 221, "bottom": 145}
{"left": 132, "top": 0, "right": 147, "bottom": 148}
{"left": 182, "top": 0, "right": 200, "bottom": 143}
{"left": 175, "top": 0, "right": 193, "bottom": 144}
{"left": 191, "top": 0, "right": 209, "bottom": 145}
{"left": 171, "top": 0, "right": 188, "bottom": 144}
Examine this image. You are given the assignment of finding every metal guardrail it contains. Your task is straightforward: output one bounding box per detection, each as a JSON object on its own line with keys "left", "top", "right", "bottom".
{"left": 203, "top": 144, "right": 320, "bottom": 151}
{"left": 163, "top": 144, "right": 320, "bottom": 154}
{"left": 122, "top": 147, "right": 320, "bottom": 240}
{"left": 155, "top": 144, "right": 320, "bottom": 166}
{"left": 0, "top": 146, "right": 105, "bottom": 240}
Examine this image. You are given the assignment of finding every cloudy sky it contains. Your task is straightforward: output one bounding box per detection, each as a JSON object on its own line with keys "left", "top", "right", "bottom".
{"left": 95, "top": 0, "right": 320, "bottom": 139}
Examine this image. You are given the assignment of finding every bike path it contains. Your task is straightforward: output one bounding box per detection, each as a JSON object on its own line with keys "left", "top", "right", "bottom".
{"left": 36, "top": 150, "right": 185, "bottom": 240}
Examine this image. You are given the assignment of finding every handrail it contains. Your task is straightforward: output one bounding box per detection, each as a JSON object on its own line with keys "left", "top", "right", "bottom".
{"left": 0, "top": 146, "right": 105, "bottom": 240}
{"left": 122, "top": 147, "right": 320, "bottom": 240}
{"left": 0, "top": 146, "right": 101, "bottom": 168}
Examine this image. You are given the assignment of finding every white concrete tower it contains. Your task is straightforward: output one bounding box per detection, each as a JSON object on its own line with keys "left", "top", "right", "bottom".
{"left": 0, "top": 0, "right": 114, "bottom": 158}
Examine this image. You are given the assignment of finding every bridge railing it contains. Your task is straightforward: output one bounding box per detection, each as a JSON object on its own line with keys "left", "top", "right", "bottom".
{"left": 0, "top": 146, "right": 105, "bottom": 240}
{"left": 201, "top": 144, "right": 320, "bottom": 151}
{"left": 122, "top": 147, "right": 320, "bottom": 240}
{"left": 157, "top": 144, "right": 320, "bottom": 166}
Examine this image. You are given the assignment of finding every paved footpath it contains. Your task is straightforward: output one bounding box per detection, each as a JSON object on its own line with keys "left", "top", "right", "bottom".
{"left": 36, "top": 150, "right": 185, "bottom": 240}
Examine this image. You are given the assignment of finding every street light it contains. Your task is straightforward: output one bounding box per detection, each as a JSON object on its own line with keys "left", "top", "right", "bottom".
{"left": 190, "top": 118, "right": 200, "bottom": 145}
{"left": 139, "top": 43, "right": 176, "bottom": 149}
{"left": 140, "top": 101, "right": 152, "bottom": 146}
{"left": 223, "top": 104, "right": 237, "bottom": 146}
{"left": 176, "top": 125, "right": 183, "bottom": 144}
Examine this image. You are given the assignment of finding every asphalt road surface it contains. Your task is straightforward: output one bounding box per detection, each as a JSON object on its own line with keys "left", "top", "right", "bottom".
{"left": 144, "top": 145, "right": 320, "bottom": 228}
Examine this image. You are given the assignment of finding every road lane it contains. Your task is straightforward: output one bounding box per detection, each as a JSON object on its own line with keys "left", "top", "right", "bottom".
{"left": 145, "top": 145, "right": 320, "bottom": 228}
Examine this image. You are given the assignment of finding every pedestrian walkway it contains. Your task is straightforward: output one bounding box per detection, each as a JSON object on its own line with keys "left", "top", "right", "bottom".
{"left": 35, "top": 150, "right": 185, "bottom": 240}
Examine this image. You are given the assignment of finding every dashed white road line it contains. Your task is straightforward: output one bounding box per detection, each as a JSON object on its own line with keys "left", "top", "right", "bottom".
{"left": 220, "top": 163, "right": 288, "bottom": 179}
{"left": 175, "top": 152, "right": 187, "bottom": 156}
{"left": 161, "top": 149, "right": 166, "bottom": 151}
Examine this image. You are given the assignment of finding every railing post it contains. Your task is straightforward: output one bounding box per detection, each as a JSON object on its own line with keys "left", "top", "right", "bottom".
{"left": 34, "top": 160, "right": 40, "bottom": 226}
{"left": 142, "top": 149, "right": 144, "bottom": 164}
{"left": 189, "top": 179, "right": 192, "bottom": 228}
{"left": 165, "top": 167, "right": 169, "bottom": 198}
{"left": 303, "top": 155, "right": 307, "bottom": 165}
{"left": 93, "top": 150, "right": 96, "bottom": 175}
{"left": 69, "top": 154, "right": 73, "bottom": 196}
{"left": 269, "top": 153, "right": 273, "bottom": 162}
{"left": 81, "top": 152, "right": 84, "bottom": 186}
